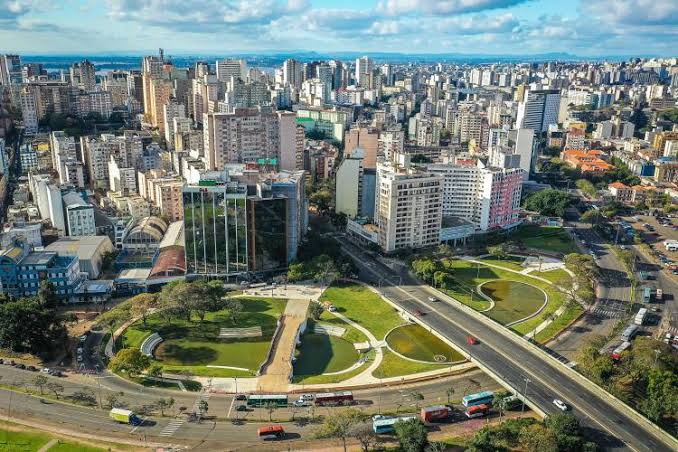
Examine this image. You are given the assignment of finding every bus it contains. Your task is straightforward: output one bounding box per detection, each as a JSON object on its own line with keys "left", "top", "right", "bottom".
{"left": 621, "top": 324, "right": 639, "bottom": 342}
{"left": 462, "top": 391, "right": 494, "bottom": 408}
{"left": 372, "top": 416, "right": 417, "bottom": 434}
{"left": 314, "top": 391, "right": 354, "bottom": 406}
{"left": 611, "top": 341, "right": 631, "bottom": 361}
{"left": 643, "top": 287, "right": 652, "bottom": 303}
{"left": 465, "top": 404, "right": 490, "bottom": 418}
{"left": 247, "top": 394, "right": 288, "bottom": 407}
{"left": 257, "top": 425, "right": 285, "bottom": 440}
{"left": 634, "top": 308, "right": 648, "bottom": 326}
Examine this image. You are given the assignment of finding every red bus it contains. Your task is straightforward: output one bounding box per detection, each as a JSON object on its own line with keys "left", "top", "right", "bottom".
{"left": 314, "top": 391, "right": 354, "bottom": 406}
{"left": 611, "top": 341, "right": 631, "bottom": 361}
{"left": 257, "top": 425, "right": 285, "bottom": 440}
{"left": 465, "top": 404, "right": 490, "bottom": 419}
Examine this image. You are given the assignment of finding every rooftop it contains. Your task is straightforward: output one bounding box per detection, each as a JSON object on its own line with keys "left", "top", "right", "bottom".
{"left": 45, "top": 236, "right": 114, "bottom": 260}
{"left": 18, "top": 251, "right": 57, "bottom": 266}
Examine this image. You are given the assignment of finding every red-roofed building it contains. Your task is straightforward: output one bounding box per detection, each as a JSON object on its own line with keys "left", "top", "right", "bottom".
{"left": 149, "top": 248, "right": 186, "bottom": 279}
{"left": 562, "top": 149, "right": 613, "bottom": 174}
{"left": 608, "top": 182, "right": 633, "bottom": 204}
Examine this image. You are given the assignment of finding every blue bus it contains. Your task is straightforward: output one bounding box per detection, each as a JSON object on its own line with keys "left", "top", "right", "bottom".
{"left": 247, "top": 394, "right": 288, "bottom": 407}
{"left": 462, "top": 391, "right": 494, "bottom": 408}
{"left": 373, "top": 416, "right": 417, "bottom": 434}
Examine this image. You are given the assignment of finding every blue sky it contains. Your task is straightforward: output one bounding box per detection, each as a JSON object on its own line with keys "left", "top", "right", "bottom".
{"left": 0, "top": 0, "right": 676, "bottom": 56}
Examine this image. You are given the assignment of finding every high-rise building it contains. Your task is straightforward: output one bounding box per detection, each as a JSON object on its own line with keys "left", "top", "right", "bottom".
{"left": 19, "top": 85, "right": 39, "bottom": 134}
{"left": 355, "top": 56, "right": 374, "bottom": 88}
{"left": 69, "top": 60, "right": 96, "bottom": 91}
{"left": 0, "top": 54, "right": 22, "bottom": 85}
{"left": 216, "top": 59, "right": 247, "bottom": 82}
{"left": 375, "top": 154, "right": 442, "bottom": 252}
{"left": 63, "top": 192, "right": 96, "bottom": 236}
{"left": 516, "top": 89, "right": 561, "bottom": 132}
{"left": 345, "top": 126, "right": 379, "bottom": 169}
{"left": 335, "top": 149, "right": 365, "bottom": 219}
{"left": 282, "top": 59, "right": 302, "bottom": 90}
{"left": 182, "top": 180, "right": 249, "bottom": 276}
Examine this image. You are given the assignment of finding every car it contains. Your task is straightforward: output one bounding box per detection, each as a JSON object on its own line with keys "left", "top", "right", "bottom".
{"left": 293, "top": 400, "right": 310, "bottom": 407}
{"left": 236, "top": 404, "right": 248, "bottom": 412}
{"left": 414, "top": 309, "right": 425, "bottom": 316}
{"left": 619, "top": 245, "right": 627, "bottom": 250}
{"left": 42, "top": 367, "right": 52, "bottom": 374}
{"left": 27, "top": 365, "right": 37, "bottom": 372}
{"left": 299, "top": 394, "right": 314, "bottom": 401}
{"left": 76, "top": 347, "right": 83, "bottom": 355}
{"left": 79, "top": 335, "right": 87, "bottom": 343}
{"left": 372, "top": 414, "right": 387, "bottom": 421}
{"left": 553, "top": 399, "right": 569, "bottom": 411}
{"left": 16, "top": 363, "right": 25, "bottom": 369}
{"left": 467, "top": 335, "right": 478, "bottom": 345}
{"left": 427, "top": 296, "right": 438, "bottom": 302}
{"left": 235, "top": 394, "right": 248, "bottom": 401}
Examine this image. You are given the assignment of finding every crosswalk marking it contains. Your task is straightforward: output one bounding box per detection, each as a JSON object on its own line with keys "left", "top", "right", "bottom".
{"left": 159, "top": 418, "right": 184, "bottom": 437}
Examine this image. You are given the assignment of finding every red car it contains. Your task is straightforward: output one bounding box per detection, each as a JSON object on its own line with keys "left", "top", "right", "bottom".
{"left": 414, "top": 309, "right": 425, "bottom": 316}
{"left": 466, "top": 335, "right": 478, "bottom": 345}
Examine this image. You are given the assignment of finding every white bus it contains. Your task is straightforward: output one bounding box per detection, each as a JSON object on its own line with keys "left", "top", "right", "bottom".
{"left": 634, "top": 308, "right": 648, "bottom": 326}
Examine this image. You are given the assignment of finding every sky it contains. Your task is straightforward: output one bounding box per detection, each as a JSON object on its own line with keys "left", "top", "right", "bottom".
{"left": 0, "top": 0, "right": 677, "bottom": 56}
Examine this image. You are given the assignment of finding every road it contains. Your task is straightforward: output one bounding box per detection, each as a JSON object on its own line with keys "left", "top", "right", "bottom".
{"left": 339, "top": 239, "right": 676, "bottom": 452}
{"left": 549, "top": 222, "right": 634, "bottom": 358}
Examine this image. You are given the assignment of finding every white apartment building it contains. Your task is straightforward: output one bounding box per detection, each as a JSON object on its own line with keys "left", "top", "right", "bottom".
{"left": 516, "top": 89, "right": 561, "bottom": 132}
{"left": 63, "top": 192, "right": 96, "bottom": 236}
{"left": 108, "top": 155, "right": 137, "bottom": 196}
{"left": 163, "top": 101, "right": 186, "bottom": 149}
{"left": 375, "top": 154, "right": 442, "bottom": 252}
{"left": 335, "top": 149, "right": 364, "bottom": 218}
{"left": 216, "top": 59, "right": 247, "bottom": 82}
{"left": 19, "top": 85, "right": 39, "bottom": 134}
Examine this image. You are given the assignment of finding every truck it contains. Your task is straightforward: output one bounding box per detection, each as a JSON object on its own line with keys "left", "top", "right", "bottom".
{"left": 656, "top": 288, "right": 663, "bottom": 301}
{"left": 420, "top": 405, "right": 452, "bottom": 422}
{"left": 109, "top": 408, "right": 142, "bottom": 426}
{"left": 621, "top": 324, "right": 639, "bottom": 341}
{"left": 634, "top": 308, "right": 648, "bottom": 326}
{"left": 642, "top": 287, "right": 652, "bottom": 303}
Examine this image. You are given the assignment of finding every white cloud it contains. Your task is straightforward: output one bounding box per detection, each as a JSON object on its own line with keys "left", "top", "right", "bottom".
{"left": 580, "top": 0, "right": 678, "bottom": 26}
{"left": 376, "top": 0, "right": 529, "bottom": 16}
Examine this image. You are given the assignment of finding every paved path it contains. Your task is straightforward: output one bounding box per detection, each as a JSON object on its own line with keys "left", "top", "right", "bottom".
{"left": 37, "top": 439, "right": 58, "bottom": 452}
{"left": 258, "top": 299, "right": 310, "bottom": 392}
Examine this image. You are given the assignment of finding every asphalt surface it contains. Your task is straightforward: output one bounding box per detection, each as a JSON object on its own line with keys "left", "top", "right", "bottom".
{"left": 339, "top": 238, "right": 676, "bottom": 452}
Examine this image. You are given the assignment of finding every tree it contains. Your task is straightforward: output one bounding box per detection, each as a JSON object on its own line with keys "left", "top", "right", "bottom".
{"left": 309, "top": 189, "right": 333, "bottom": 215}
{"left": 408, "top": 391, "right": 425, "bottom": 410}
{"left": 519, "top": 423, "right": 558, "bottom": 452}
{"left": 287, "top": 262, "right": 307, "bottom": 282}
{"left": 147, "top": 363, "right": 163, "bottom": 378}
{"left": 129, "top": 293, "right": 157, "bottom": 326}
{"left": 317, "top": 408, "right": 366, "bottom": 452}
{"left": 575, "top": 179, "right": 597, "bottom": 198}
{"left": 33, "top": 375, "right": 48, "bottom": 395}
{"left": 350, "top": 422, "right": 379, "bottom": 452}
{"left": 544, "top": 413, "right": 584, "bottom": 451}
{"left": 643, "top": 370, "right": 678, "bottom": 423}
{"left": 0, "top": 298, "right": 67, "bottom": 355}
{"left": 71, "top": 389, "right": 97, "bottom": 406}
{"left": 309, "top": 302, "right": 324, "bottom": 320}
{"left": 156, "top": 397, "right": 175, "bottom": 417}
{"left": 446, "top": 387, "right": 455, "bottom": 404}
{"left": 316, "top": 259, "right": 340, "bottom": 288}
{"left": 105, "top": 392, "right": 125, "bottom": 409}
{"left": 493, "top": 390, "right": 512, "bottom": 421}
{"left": 38, "top": 281, "right": 59, "bottom": 308}
{"left": 46, "top": 382, "right": 64, "bottom": 400}
{"left": 394, "top": 418, "right": 428, "bottom": 452}
{"left": 523, "top": 189, "right": 573, "bottom": 217}
{"left": 487, "top": 244, "right": 509, "bottom": 260}
{"left": 411, "top": 258, "right": 439, "bottom": 282}
{"left": 224, "top": 299, "right": 243, "bottom": 324}
{"left": 579, "top": 209, "right": 599, "bottom": 224}
{"left": 109, "top": 348, "right": 150, "bottom": 377}
{"left": 263, "top": 401, "right": 277, "bottom": 422}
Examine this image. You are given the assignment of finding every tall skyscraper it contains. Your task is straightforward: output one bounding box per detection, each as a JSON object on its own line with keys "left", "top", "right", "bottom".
{"left": 282, "top": 59, "right": 302, "bottom": 90}
{"left": 69, "top": 60, "right": 96, "bottom": 91}
{"left": 516, "top": 89, "right": 561, "bottom": 132}
{"left": 355, "top": 56, "right": 374, "bottom": 88}
{"left": 0, "top": 54, "right": 22, "bottom": 85}
{"left": 216, "top": 59, "right": 247, "bottom": 82}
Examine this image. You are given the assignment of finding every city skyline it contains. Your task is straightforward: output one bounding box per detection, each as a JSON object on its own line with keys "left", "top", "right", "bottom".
{"left": 1, "top": 0, "right": 677, "bottom": 56}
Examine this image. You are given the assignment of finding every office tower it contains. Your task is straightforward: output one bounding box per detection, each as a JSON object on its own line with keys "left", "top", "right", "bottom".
{"left": 69, "top": 60, "right": 96, "bottom": 91}
{"left": 0, "top": 139, "right": 7, "bottom": 174}
{"left": 0, "top": 54, "right": 22, "bottom": 85}
{"left": 142, "top": 54, "right": 165, "bottom": 117}
{"left": 516, "top": 89, "right": 561, "bottom": 132}
{"left": 277, "top": 111, "right": 298, "bottom": 172}
{"left": 329, "top": 60, "right": 345, "bottom": 89}
{"left": 317, "top": 63, "right": 334, "bottom": 102}
{"left": 183, "top": 182, "right": 248, "bottom": 276}
{"left": 355, "top": 56, "right": 374, "bottom": 88}
{"left": 216, "top": 59, "right": 247, "bottom": 82}
{"left": 282, "top": 59, "right": 302, "bottom": 90}
{"left": 381, "top": 64, "right": 394, "bottom": 86}
{"left": 345, "top": 126, "right": 379, "bottom": 169}
{"left": 375, "top": 154, "right": 442, "bottom": 252}
{"left": 203, "top": 106, "right": 293, "bottom": 170}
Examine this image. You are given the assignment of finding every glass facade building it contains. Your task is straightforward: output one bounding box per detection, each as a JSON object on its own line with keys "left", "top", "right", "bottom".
{"left": 247, "top": 197, "right": 288, "bottom": 273}
{"left": 183, "top": 185, "right": 248, "bottom": 276}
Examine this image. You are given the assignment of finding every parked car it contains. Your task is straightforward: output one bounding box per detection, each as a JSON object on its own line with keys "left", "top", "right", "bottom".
{"left": 236, "top": 404, "right": 248, "bottom": 412}
{"left": 235, "top": 394, "right": 248, "bottom": 401}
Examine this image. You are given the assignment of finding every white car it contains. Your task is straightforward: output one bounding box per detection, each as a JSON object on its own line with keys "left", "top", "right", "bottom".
{"left": 299, "top": 394, "right": 314, "bottom": 401}
{"left": 293, "top": 400, "right": 310, "bottom": 407}
{"left": 427, "top": 296, "right": 437, "bottom": 302}
{"left": 553, "top": 399, "right": 569, "bottom": 411}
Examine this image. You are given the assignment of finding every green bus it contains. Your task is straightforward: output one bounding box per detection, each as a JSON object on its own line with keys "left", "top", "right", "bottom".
{"left": 247, "top": 394, "right": 288, "bottom": 407}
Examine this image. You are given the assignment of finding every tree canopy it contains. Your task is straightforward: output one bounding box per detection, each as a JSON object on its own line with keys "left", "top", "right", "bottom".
{"left": 523, "top": 189, "right": 574, "bottom": 217}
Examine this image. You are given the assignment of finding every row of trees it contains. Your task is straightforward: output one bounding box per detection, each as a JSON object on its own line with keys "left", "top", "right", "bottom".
{"left": 0, "top": 282, "right": 68, "bottom": 356}
{"left": 561, "top": 253, "right": 599, "bottom": 308}
{"left": 468, "top": 413, "right": 598, "bottom": 452}
{"left": 576, "top": 335, "right": 677, "bottom": 428}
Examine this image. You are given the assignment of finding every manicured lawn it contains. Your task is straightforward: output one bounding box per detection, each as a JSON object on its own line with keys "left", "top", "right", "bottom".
{"left": 438, "top": 259, "right": 567, "bottom": 338}
{"left": 510, "top": 225, "right": 578, "bottom": 255}
{"left": 293, "top": 333, "right": 359, "bottom": 376}
{"left": 479, "top": 256, "right": 525, "bottom": 271}
{"left": 130, "top": 376, "right": 202, "bottom": 391}
{"left": 162, "top": 366, "right": 253, "bottom": 378}
{"left": 50, "top": 442, "right": 106, "bottom": 452}
{"left": 479, "top": 280, "right": 546, "bottom": 325}
{"left": 293, "top": 350, "right": 375, "bottom": 384}
{"left": 386, "top": 324, "right": 465, "bottom": 363}
{"left": 0, "top": 429, "right": 52, "bottom": 452}
{"left": 120, "top": 297, "right": 286, "bottom": 375}
{"left": 532, "top": 268, "right": 572, "bottom": 286}
{"left": 534, "top": 304, "right": 584, "bottom": 343}
{"left": 372, "top": 349, "right": 449, "bottom": 379}
{"left": 318, "top": 311, "right": 369, "bottom": 343}
{"left": 320, "top": 283, "right": 405, "bottom": 340}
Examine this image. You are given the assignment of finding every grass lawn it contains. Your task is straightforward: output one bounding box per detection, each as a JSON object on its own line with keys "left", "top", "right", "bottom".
{"left": 50, "top": 442, "right": 107, "bottom": 452}
{"left": 130, "top": 376, "right": 202, "bottom": 391}
{"left": 120, "top": 297, "right": 286, "bottom": 376}
{"left": 439, "top": 259, "right": 567, "bottom": 337}
{"left": 372, "top": 349, "right": 449, "bottom": 379}
{"left": 532, "top": 268, "right": 572, "bottom": 286}
{"left": 510, "top": 225, "right": 578, "bottom": 255}
{"left": 479, "top": 256, "right": 526, "bottom": 271}
{"left": 386, "top": 324, "right": 465, "bottom": 363}
{"left": 318, "top": 312, "right": 369, "bottom": 343}
{"left": 293, "top": 350, "right": 375, "bottom": 385}
{"left": 320, "top": 283, "right": 405, "bottom": 340}
{"left": 293, "top": 333, "right": 359, "bottom": 376}
{"left": 479, "top": 280, "right": 546, "bottom": 325}
{"left": 0, "top": 422, "right": 111, "bottom": 452}
{"left": 534, "top": 304, "right": 584, "bottom": 343}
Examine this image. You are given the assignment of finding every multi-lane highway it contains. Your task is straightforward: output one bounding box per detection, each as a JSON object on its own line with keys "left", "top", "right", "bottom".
{"left": 339, "top": 239, "right": 677, "bottom": 452}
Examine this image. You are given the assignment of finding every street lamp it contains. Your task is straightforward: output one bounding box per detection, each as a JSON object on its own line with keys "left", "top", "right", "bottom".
{"left": 521, "top": 377, "right": 531, "bottom": 414}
